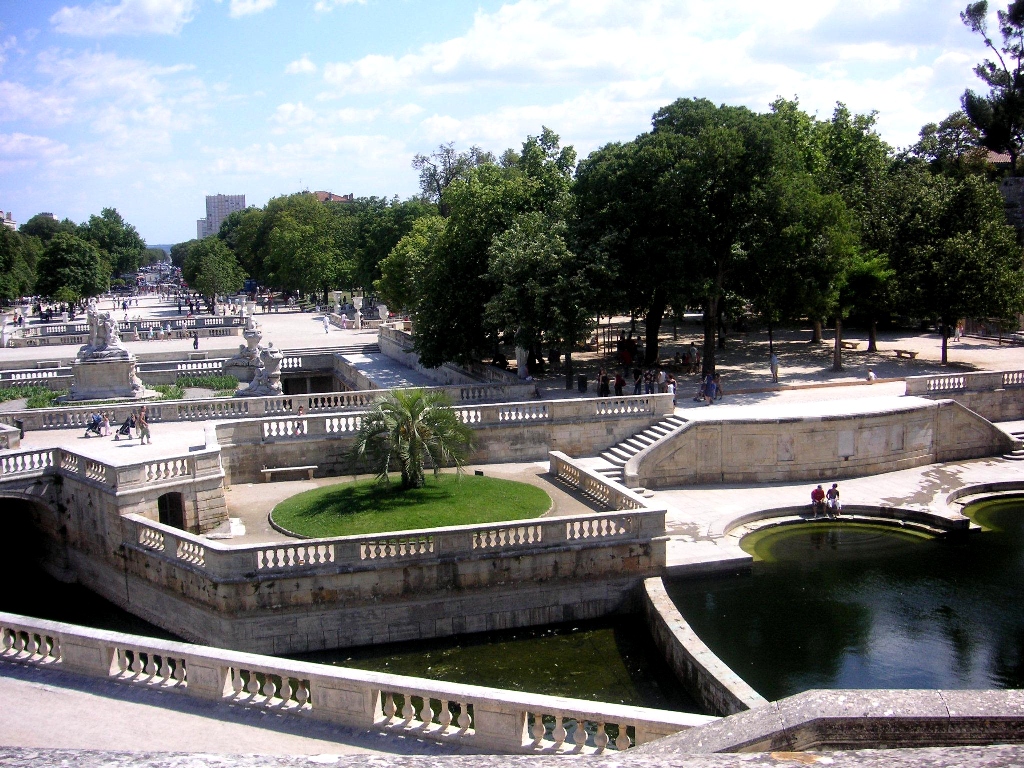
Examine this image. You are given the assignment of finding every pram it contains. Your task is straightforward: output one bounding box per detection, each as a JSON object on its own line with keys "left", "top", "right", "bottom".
{"left": 114, "top": 413, "right": 136, "bottom": 441}
{"left": 84, "top": 414, "right": 103, "bottom": 438}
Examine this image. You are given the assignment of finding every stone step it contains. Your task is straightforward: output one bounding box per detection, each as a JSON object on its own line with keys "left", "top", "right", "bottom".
{"left": 599, "top": 454, "right": 627, "bottom": 467}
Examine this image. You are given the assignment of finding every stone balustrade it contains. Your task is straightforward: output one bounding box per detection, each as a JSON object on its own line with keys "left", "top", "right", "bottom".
{"left": 0, "top": 445, "right": 222, "bottom": 494}
{"left": 905, "top": 369, "right": 1024, "bottom": 422}
{"left": 119, "top": 507, "right": 667, "bottom": 580}
{"left": 0, "top": 611, "right": 712, "bottom": 753}
{"left": 549, "top": 451, "right": 650, "bottom": 511}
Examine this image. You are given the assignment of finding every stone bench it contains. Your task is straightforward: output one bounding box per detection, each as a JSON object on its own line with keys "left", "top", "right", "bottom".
{"left": 893, "top": 349, "right": 919, "bottom": 359}
{"left": 261, "top": 464, "right": 316, "bottom": 482}
{"left": 840, "top": 341, "right": 860, "bottom": 350}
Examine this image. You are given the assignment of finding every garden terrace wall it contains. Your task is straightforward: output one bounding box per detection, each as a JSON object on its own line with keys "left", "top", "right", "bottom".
{"left": 905, "top": 370, "right": 1024, "bottom": 423}
{"left": 0, "top": 612, "right": 712, "bottom": 754}
{"left": 215, "top": 395, "right": 674, "bottom": 484}
{"left": 627, "top": 399, "right": 1013, "bottom": 489}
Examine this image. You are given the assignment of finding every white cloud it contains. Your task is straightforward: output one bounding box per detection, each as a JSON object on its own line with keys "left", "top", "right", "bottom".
{"left": 50, "top": 0, "right": 196, "bottom": 36}
{"left": 314, "top": 0, "right": 365, "bottom": 11}
{"left": 391, "top": 103, "right": 423, "bottom": 122}
{"left": 0, "top": 132, "right": 70, "bottom": 172}
{"left": 285, "top": 55, "right": 317, "bottom": 75}
{"left": 270, "top": 101, "right": 316, "bottom": 132}
{"left": 229, "top": 0, "right": 276, "bottom": 18}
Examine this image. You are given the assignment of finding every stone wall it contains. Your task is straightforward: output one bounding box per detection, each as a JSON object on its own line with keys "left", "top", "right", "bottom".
{"left": 629, "top": 399, "right": 1013, "bottom": 489}
{"left": 641, "top": 578, "right": 767, "bottom": 717}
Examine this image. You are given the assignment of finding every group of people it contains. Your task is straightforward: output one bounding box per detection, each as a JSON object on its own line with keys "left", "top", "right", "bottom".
{"left": 693, "top": 372, "right": 725, "bottom": 405}
{"left": 810, "top": 483, "right": 842, "bottom": 518}
{"left": 84, "top": 406, "right": 151, "bottom": 445}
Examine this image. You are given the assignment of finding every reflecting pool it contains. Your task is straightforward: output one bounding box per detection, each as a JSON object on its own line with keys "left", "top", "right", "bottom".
{"left": 665, "top": 499, "right": 1024, "bottom": 702}
{"left": 293, "top": 618, "right": 701, "bottom": 712}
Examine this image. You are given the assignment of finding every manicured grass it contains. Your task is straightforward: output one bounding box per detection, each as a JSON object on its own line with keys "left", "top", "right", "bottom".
{"left": 176, "top": 374, "right": 239, "bottom": 390}
{"left": 270, "top": 474, "right": 551, "bottom": 538}
{"left": 0, "top": 385, "right": 60, "bottom": 408}
{"left": 26, "top": 388, "right": 67, "bottom": 408}
{"left": 154, "top": 384, "right": 185, "bottom": 400}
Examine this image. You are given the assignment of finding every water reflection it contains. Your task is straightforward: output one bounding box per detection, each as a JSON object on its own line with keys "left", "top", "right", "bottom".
{"left": 665, "top": 501, "right": 1024, "bottom": 701}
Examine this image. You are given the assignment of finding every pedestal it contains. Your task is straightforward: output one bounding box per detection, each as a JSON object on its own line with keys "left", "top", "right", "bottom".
{"left": 69, "top": 359, "right": 148, "bottom": 400}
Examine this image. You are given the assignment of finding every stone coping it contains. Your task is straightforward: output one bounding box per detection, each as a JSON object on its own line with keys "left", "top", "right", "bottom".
{"left": 5, "top": 745, "right": 1024, "bottom": 767}
{"left": 640, "top": 688, "right": 1024, "bottom": 754}
{"left": 714, "top": 503, "right": 973, "bottom": 540}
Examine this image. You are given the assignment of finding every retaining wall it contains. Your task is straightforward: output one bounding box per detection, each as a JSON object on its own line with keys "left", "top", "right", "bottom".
{"left": 628, "top": 399, "right": 1013, "bottom": 489}
{"left": 906, "top": 370, "right": 1024, "bottom": 423}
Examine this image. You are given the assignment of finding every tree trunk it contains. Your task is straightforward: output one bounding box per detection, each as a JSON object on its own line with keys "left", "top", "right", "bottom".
{"left": 717, "top": 306, "right": 727, "bottom": 349}
{"left": 833, "top": 317, "right": 843, "bottom": 371}
{"left": 564, "top": 350, "right": 574, "bottom": 389}
{"left": 811, "top": 319, "right": 822, "bottom": 343}
{"left": 644, "top": 288, "right": 667, "bottom": 365}
{"left": 867, "top": 319, "right": 877, "bottom": 353}
{"left": 941, "top": 322, "right": 949, "bottom": 364}
{"left": 702, "top": 298, "right": 718, "bottom": 376}
{"left": 768, "top": 319, "right": 774, "bottom": 356}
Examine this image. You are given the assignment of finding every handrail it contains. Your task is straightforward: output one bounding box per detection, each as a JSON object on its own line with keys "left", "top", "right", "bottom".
{"left": 0, "top": 611, "right": 713, "bottom": 753}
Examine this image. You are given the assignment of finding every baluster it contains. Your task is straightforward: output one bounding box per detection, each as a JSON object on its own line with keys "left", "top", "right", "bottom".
{"left": 279, "top": 677, "right": 293, "bottom": 703}
{"left": 552, "top": 715, "right": 567, "bottom": 743}
{"left": 130, "top": 650, "right": 143, "bottom": 674}
{"left": 117, "top": 648, "right": 128, "bottom": 672}
{"left": 438, "top": 700, "right": 452, "bottom": 729}
{"left": 232, "top": 667, "right": 243, "bottom": 693}
{"left": 419, "top": 697, "right": 434, "bottom": 724}
{"left": 457, "top": 702, "right": 471, "bottom": 729}
{"left": 174, "top": 658, "right": 186, "bottom": 683}
{"left": 531, "top": 713, "right": 546, "bottom": 742}
{"left": 594, "top": 722, "right": 609, "bottom": 750}
{"left": 615, "top": 727, "right": 632, "bottom": 751}
{"left": 295, "top": 682, "right": 309, "bottom": 705}
{"left": 144, "top": 654, "right": 157, "bottom": 676}
{"left": 573, "top": 719, "right": 588, "bottom": 748}
{"left": 246, "top": 671, "right": 260, "bottom": 695}
{"left": 384, "top": 692, "right": 397, "bottom": 718}
{"left": 402, "top": 695, "right": 415, "bottom": 721}
{"left": 262, "top": 677, "right": 277, "bottom": 700}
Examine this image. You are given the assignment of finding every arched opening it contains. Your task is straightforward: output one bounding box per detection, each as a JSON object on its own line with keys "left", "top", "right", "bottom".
{"left": 158, "top": 492, "right": 186, "bottom": 530}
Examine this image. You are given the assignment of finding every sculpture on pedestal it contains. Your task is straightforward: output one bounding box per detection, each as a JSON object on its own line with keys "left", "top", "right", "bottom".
{"left": 67, "top": 298, "right": 147, "bottom": 400}
{"left": 224, "top": 312, "right": 263, "bottom": 382}
{"left": 240, "top": 342, "right": 284, "bottom": 397}
{"left": 228, "top": 310, "right": 284, "bottom": 396}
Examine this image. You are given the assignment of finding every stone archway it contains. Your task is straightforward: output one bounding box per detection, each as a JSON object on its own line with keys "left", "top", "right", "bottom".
{"left": 157, "top": 492, "right": 186, "bottom": 530}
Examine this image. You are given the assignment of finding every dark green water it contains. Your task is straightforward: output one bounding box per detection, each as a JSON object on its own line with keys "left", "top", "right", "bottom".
{"left": 291, "top": 618, "right": 700, "bottom": 712}
{"left": 665, "top": 499, "right": 1024, "bottom": 702}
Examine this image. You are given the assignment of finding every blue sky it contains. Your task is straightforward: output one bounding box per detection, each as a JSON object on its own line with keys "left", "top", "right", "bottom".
{"left": 0, "top": 0, "right": 998, "bottom": 244}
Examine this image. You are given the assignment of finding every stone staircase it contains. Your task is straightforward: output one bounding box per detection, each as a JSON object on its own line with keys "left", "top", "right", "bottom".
{"left": 1004, "top": 428, "right": 1024, "bottom": 461}
{"left": 593, "top": 414, "right": 689, "bottom": 484}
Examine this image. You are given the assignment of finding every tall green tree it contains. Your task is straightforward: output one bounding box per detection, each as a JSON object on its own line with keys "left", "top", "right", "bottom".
{"left": 35, "top": 233, "right": 107, "bottom": 301}
{"left": 412, "top": 143, "right": 495, "bottom": 217}
{"left": 181, "top": 237, "right": 246, "bottom": 309}
{"left": 350, "top": 389, "right": 474, "bottom": 490}
{"left": 961, "top": 0, "right": 1024, "bottom": 173}
{"left": 0, "top": 228, "right": 37, "bottom": 303}
{"left": 265, "top": 193, "right": 354, "bottom": 300}
{"left": 911, "top": 110, "right": 989, "bottom": 177}
{"left": 19, "top": 213, "right": 77, "bottom": 244}
{"left": 80, "top": 207, "right": 146, "bottom": 276}
{"left": 375, "top": 215, "right": 445, "bottom": 312}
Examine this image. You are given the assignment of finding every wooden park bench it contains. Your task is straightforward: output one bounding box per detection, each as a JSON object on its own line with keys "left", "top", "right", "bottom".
{"left": 261, "top": 464, "right": 317, "bottom": 482}
{"left": 893, "top": 349, "right": 919, "bottom": 359}
{"left": 840, "top": 341, "right": 860, "bottom": 350}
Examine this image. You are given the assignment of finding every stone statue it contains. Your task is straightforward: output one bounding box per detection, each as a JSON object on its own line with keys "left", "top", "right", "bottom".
{"left": 77, "top": 304, "right": 129, "bottom": 361}
{"left": 68, "top": 299, "right": 145, "bottom": 400}
{"left": 239, "top": 342, "right": 284, "bottom": 397}
{"left": 225, "top": 309, "right": 264, "bottom": 381}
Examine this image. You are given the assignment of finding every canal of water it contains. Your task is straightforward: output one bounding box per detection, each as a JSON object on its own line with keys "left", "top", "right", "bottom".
{"left": 665, "top": 498, "right": 1024, "bottom": 702}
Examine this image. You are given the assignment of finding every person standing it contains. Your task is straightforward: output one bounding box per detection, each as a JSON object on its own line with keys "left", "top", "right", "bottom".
{"left": 632, "top": 368, "right": 642, "bottom": 395}
{"left": 769, "top": 352, "right": 779, "bottom": 384}
{"left": 192, "top": 331, "right": 199, "bottom": 350}
{"left": 323, "top": 315, "right": 330, "bottom": 334}
{"left": 138, "top": 406, "right": 151, "bottom": 445}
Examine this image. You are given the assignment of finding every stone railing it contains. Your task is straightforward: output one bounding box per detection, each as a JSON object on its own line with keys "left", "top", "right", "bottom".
{"left": 120, "top": 507, "right": 667, "bottom": 580}
{"left": 0, "top": 445, "right": 222, "bottom": 493}
{"left": 0, "top": 385, "right": 545, "bottom": 432}
{"left": 454, "top": 395, "right": 670, "bottom": 428}
{"left": 906, "top": 369, "right": 1024, "bottom": 395}
{"left": 549, "top": 451, "right": 650, "bottom": 511}
{"left": 0, "top": 612, "right": 712, "bottom": 754}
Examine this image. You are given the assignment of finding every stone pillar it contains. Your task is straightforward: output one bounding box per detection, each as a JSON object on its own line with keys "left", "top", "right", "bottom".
{"left": 59, "top": 637, "right": 116, "bottom": 677}
{"left": 309, "top": 679, "right": 381, "bottom": 729}
{"left": 472, "top": 702, "right": 528, "bottom": 750}
{"left": 183, "top": 657, "right": 231, "bottom": 700}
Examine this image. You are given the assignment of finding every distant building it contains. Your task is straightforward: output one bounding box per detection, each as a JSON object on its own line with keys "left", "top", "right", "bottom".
{"left": 314, "top": 191, "right": 353, "bottom": 203}
{"left": 1, "top": 210, "right": 16, "bottom": 231}
{"left": 197, "top": 194, "right": 245, "bottom": 239}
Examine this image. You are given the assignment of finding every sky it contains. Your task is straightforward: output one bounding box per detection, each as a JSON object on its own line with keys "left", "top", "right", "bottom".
{"left": 0, "top": 0, "right": 1002, "bottom": 244}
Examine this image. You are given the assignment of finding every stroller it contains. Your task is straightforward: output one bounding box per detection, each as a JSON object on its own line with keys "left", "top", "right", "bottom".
{"left": 114, "top": 413, "right": 136, "bottom": 441}
{"left": 83, "top": 413, "right": 103, "bottom": 438}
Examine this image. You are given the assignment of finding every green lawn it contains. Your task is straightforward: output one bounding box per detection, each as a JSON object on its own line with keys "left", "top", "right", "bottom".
{"left": 270, "top": 474, "right": 551, "bottom": 538}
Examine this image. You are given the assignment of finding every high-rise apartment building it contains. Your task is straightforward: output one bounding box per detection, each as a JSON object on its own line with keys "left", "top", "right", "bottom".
{"left": 197, "top": 194, "right": 245, "bottom": 239}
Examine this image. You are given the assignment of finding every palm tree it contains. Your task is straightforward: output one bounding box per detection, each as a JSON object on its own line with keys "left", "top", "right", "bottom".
{"left": 351, "top": 389, "right": 474, "bottom": 489}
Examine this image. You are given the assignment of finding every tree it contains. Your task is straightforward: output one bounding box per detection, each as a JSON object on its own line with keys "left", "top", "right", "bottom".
{"left": 911, "top": 111, "right": 989, "bottom": 177}
{"left": 375, "top": 215, "right": 445, "bottom": 311}
{"left": 35, "top": 233, "right": 107, "bottom": 301}
{"left": 412, "top": 143, "right": 495, "bottom": 217}
{"left": 350, "top": 389, "right": 474, "bottom": 490}
{"left": 961, "top": 0, "right": 1024, "bottom": 174}
{"left": 170, "top": 240, "right": 196, "bottom": 269}
{"left": 80, "top": 207, "right": 146, "bottom": 276}
{"left": 265, "top": 193, "right": 354, "bottom": 300}
{"left": 0, "top": 228, "right": 37, "bottom": 303}
{"left": 483, "top": 212, "right": 602, "bottom": 384}
{"left": 140, "top": 247, "right": 166, "bottom": 267}
{"left": 19, "top": 213, "right": 77, "bottom": 244}
{"left": 883, "top": 165, "right": 1024, "bottom": 362}
{"left": 181, "top": 237, "right": 246, "bottom": 309}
